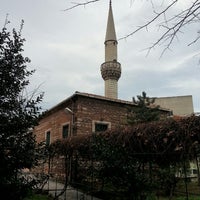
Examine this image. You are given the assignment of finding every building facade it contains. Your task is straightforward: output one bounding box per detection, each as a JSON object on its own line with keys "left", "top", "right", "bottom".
{"left": 154, "top": 95, "right": 194, "bottom": 116}
{"left": 34, "top": 92, "right": 170, "bottom": 144}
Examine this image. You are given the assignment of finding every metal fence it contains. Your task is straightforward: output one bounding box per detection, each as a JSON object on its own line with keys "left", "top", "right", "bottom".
{"left": 30, "top": 153, "right": 200, "bottom": 200}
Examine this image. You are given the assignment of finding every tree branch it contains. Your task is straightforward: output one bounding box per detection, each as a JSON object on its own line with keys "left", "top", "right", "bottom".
{"left": 118, "top": 0, "right": 178, "bottom": 41}
{"left": 62, "top": 0, "right": 200, "bottom": 55}
{"left": 119, "top": 0, "right": 200, "bottom": 56}
{"left": 62, "top": 0, "right": 100, "bottom": 11}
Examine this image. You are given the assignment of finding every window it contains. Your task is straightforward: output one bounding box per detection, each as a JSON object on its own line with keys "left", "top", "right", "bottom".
{"left": 95, "top": 123, "right": 108, "bottom": 132}
{"left": 192, "top": 169, "right": 198, "bottom": 175}
{"left": 62, "top": 124, "right": 69, "bottom": 138}
{"left": 45, "top": 131, "right": 51, "bottom": 146}
{"left": 92, "top": 120, "right": 111, "bottom": 133}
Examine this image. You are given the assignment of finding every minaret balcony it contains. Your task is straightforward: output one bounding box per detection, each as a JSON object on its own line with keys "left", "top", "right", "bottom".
{"left": 101, "top": 61, "right": 121, "bottom": 81}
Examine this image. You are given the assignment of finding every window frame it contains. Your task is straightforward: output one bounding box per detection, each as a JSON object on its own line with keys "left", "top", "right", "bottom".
{"left": 92, "top": 120, "right": 111, "bottom": 133}
{"left": 62, "top": 123, "right": 70, "bottom": 139}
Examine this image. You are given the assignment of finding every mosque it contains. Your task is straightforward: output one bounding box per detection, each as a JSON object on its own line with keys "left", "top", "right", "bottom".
{"left": 33, "top": 1, "right": 194, "bottom": 145}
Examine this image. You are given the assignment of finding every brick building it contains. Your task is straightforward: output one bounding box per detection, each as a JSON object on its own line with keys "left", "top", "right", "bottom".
{"left": 34, "top": 91, "right": 171, "bottom": 144}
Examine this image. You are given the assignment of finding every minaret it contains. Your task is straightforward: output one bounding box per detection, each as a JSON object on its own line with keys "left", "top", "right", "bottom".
{"left": 101, "top": 0, "right": 121, "bottom": 99}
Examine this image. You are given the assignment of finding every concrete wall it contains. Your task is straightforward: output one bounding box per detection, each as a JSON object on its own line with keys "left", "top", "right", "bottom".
{"left": 154, "top": 95, "right": 194, "bottom": 116}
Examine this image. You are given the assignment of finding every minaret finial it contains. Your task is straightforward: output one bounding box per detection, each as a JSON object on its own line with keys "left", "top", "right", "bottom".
{"left": 110, "top": 0, "right": 112, "bottom": 6}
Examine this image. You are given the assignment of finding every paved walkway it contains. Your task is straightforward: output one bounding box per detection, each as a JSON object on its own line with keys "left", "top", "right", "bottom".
{"left": 43, "top": 180, "right": 102, "bottom": 200}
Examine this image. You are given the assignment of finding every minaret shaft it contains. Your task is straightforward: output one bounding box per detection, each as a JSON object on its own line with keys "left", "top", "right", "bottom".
{"left": 101, "top": 1, "right": 121, "bottom": 99}
{"left": 105, "top": 79, "right": 118, "bottom": 98}
{"left": 105, "top": 41, "right": 117, "bottom": 62}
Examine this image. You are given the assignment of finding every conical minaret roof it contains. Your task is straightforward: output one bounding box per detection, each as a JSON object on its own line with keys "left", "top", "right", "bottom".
{"left": 105, "top": 0, "right": 117, "bottom": 42}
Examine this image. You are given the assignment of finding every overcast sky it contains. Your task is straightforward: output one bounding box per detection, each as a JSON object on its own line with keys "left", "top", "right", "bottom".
{"left": 1, "top": 0, "right": 200, "bottom": 113}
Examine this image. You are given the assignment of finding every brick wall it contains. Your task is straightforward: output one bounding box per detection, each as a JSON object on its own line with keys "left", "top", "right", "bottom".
{"left": 34, "top": 95, "right": 129, "bottom": 143}
{"left": 75, "top": 95, "right": 128, "bottom": 135}
{"left": 34, "top": 106, "right": 72, "bottom": 143}
{"left": 34, "top": 93, "right": 170, "bottom": 144}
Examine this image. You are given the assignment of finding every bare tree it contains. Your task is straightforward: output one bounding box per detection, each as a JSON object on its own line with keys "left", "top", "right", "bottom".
{"left": 64, "top": 0, "right": 200, "bottom": 55}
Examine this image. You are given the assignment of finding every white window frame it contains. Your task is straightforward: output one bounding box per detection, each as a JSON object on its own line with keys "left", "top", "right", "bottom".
{"left": 92, "top": 120, "right": 111, "bottom": 133}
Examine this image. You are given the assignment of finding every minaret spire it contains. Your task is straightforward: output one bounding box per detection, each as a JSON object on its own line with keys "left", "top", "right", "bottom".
{"left": 100, "top": 0, "right": 121, "bottom": 99}
{"left": 105, "top": 0, "right": 117, "bottom": 43}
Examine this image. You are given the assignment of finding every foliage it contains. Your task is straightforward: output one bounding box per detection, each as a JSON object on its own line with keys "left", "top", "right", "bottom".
{"left": 0, "top": 21, "right": 43, "bottom": 199}
{"left": 48, "top": 115, "right": 200, "bottom": 199}
{"left": 93, "top": 133, "right": 152, "bottom": 199}
{"left": 127, "top": 91, "right": 160, "bottom": 125}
